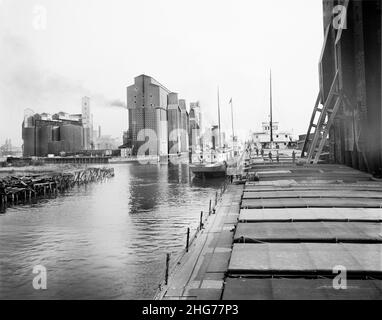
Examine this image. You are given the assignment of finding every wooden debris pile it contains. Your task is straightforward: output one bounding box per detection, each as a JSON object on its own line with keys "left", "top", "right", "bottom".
{"left": 0, "top": 167, "right": 114, "bottom": 210}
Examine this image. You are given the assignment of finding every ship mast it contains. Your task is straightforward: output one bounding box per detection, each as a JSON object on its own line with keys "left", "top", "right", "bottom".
{"left": 269, "top": 69, "right": 274, "bottom": 146}
{"left": 231, "top": 98, "right": 235, "bottom": 140}
{"left": 230, "top": 98, "right": 235, "bottom": 147}
{"left": 218, "top": 87, "right": 222, "bottom": 149}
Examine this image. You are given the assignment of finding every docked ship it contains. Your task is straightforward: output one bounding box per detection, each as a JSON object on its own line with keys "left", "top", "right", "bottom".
{"left": 251, "top": 70, "right": 297, "bottom": 150}
{"left": 189, "top": 161, "right": 227, "bottom": 178}
{"left": 189, "top": 88, "right": 236, "bottom": 179}
{"left": 189, "top": 149, "right": 230, "bottom": 178}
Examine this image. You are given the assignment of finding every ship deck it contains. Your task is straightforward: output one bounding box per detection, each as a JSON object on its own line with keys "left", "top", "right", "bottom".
{"left": 157, "top": 154, "right": 382, "bottom": 300}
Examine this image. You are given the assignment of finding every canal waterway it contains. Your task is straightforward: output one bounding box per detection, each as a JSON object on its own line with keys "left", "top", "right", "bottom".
{"left": 0, "top": 163, "right": 224, "bottom": 299}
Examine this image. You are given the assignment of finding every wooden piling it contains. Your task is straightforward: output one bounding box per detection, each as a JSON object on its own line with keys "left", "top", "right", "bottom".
{"left": 0, "top": 167, "right": 114, "bottom": 212}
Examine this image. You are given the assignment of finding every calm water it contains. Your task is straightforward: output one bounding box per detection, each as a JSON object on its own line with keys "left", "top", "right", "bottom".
{"left": 0, "top": 163, "right": 224, "bottom": 299}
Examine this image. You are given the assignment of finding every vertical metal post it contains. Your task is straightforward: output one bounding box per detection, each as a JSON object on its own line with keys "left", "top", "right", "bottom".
{"left": 186, "top": 227, "right": 190, "bottom": 252}
{"left": 165, "top": 253, "right": 170, "bottom": 286}
{"left": 209, "top": 199, "right": 212, "bottom": 215}
{"left": 200, "top": 211, "right": 203, "bottom": 230}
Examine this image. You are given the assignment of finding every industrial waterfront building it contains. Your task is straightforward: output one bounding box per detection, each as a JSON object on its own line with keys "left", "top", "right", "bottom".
{"left": 22, "top": 97, "right": 95, "bottom": 157}
{"left": 189, "top": 101, "right": 203, "bottom": 152}
{"left": 167, "top": 93, "right": 182, "bottom": 154}
{"left": 179, "top": 99, "right": 190, "bottom": 153}
{"left": 82, "top": 96, "right": 93, "bottom": 150}
{"left": 126, "top": 74, "right": 193, "bottom": 157}
{"left": 127, "top": 75, "right": 169, "bottom": 156}
{"left": 22, "top": 114, "right": 83, "bottom": 157}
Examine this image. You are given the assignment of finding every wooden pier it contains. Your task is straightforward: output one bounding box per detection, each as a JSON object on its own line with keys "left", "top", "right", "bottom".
{"left": 157, "top": 152, "right": 382, "bottom": 300}
{"left": 0, "top": 167, "right": 114, "bottom": 212}
{"left": 43, "top": 156, "right": 110, "bottom": 164}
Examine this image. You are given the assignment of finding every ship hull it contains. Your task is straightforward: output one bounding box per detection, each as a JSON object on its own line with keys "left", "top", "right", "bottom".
{"left": 190, "top": 163, "right": 227, "bottom": 178}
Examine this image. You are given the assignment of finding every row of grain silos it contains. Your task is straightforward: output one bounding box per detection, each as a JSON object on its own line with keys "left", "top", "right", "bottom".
{"left": 22, "top": 121, "right": 84, "bottom": 157}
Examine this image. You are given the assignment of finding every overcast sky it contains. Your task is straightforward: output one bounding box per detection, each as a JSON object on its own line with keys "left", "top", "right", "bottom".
{"left": 0, "top": 0, "right": 324, "bottom": 147}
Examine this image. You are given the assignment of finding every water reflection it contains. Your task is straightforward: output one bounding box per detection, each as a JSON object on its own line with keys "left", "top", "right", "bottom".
{"left": 0, "top": 163, "right": 223, "bottom": 299}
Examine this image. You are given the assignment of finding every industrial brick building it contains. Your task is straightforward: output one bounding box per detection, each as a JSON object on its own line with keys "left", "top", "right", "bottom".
{"left": 126, "top": 74, "right": 192, "bottom": 156}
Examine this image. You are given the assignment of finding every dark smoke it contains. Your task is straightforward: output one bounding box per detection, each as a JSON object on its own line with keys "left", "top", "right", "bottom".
{"left": 109, "top": 99, "right": 127, "bottom": 108}
{"left": 0, "top": 34, "right": 125, "bottom": 112}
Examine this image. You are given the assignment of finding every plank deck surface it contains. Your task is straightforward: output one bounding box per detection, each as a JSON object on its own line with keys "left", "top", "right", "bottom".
{"left": 222, "top": 278, "right": 382, "bottom": 300}
{"left": 228, "top": 243, "right": 382, "bottom": 275}
{"left": 162, "top": 156, "right": 382, "bottom": 300}
{"left": 241, "top": 198, "right": 382, "bottom": 208}
{"left": 234, "top": 222, "right": 382, "bottom": 242}
{"left": 239, "top": 208, "right": 382, "bottom": 222}
{"left": 243, "top": 190, "right": 382, "bottom": 199}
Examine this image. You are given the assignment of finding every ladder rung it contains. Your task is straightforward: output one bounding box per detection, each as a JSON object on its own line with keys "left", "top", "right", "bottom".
{"left": 327, "top": 109, "right": 334, "bottom": 113}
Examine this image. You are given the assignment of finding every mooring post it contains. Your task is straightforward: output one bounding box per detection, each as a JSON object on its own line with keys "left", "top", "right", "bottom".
{"left": 186, "top": 227, "right": 190, "bottom": 252}
{"left": 165, "top": 253, "right": 170, "bottom": 286}
{"left": 200, "top": 211, "right": 203, "bottom": 230}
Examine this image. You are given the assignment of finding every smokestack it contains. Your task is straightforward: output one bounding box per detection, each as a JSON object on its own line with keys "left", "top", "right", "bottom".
{"left": 98, "top": 125, "right": 101, "bottom": 139}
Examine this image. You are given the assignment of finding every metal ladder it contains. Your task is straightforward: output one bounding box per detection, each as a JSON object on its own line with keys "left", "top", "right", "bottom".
{"left": 302, "top": 71, "right": 343, "bottom": 163}
{"left": 302, "top": 0, "right": 348, "bottom": 164}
